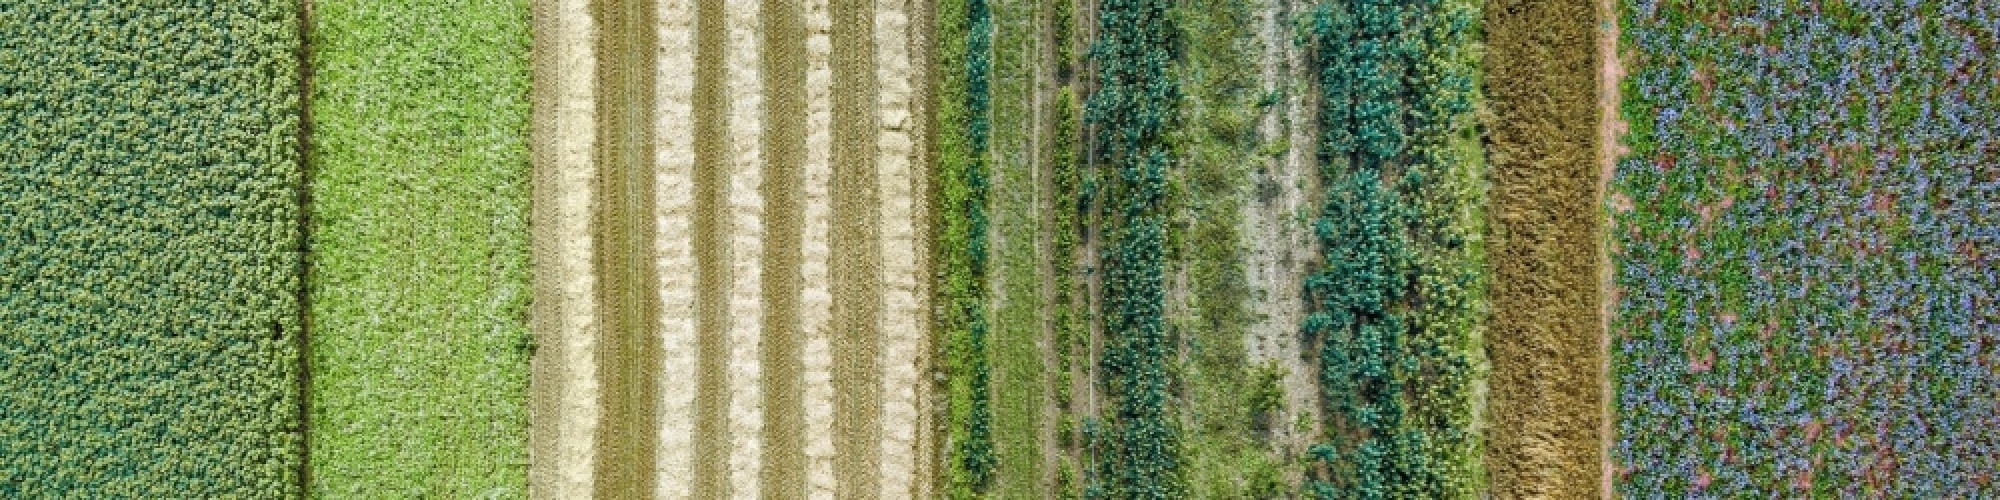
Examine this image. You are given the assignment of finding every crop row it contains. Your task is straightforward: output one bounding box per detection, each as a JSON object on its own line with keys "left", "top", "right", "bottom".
{"left": 1302, "top": 0, "right": 1485, "bottom": 497}
{"left": 935, "top": 0, "right": 996, "bottom": 495}
{"left": 1082, "top": 0, "right": 1182, "bottom": 497}
{"left": 1612, "top": 0, "right": 1999, "bottom": 495}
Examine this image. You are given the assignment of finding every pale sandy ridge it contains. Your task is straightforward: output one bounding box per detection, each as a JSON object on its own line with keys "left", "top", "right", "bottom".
{"left": 654, "top": 0, "right": 699, "bottom": 498}
{"left": 725, "top": 1, "right": 767, "bottom": 498}
{"left": 801, "top": 0, "right": 838, "bottom": 497}
{"left": 528, "top": 0, "right": 601, "bottom": 496}
{"left": 873, "top": 0, "right": 920, "bottom": 495}
{"left": 1244, "top": 0, "right": 1322, "bottom": 471}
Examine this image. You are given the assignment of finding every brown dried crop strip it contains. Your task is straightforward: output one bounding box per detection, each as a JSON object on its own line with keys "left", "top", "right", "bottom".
{"left": 1482, "top": 0, "right": 1606, "bottom": 496}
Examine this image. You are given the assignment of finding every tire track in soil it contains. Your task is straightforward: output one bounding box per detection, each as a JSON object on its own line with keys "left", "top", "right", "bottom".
{"left": 528, "top": 0, "right": 600, "bottom": 495}
{"left": 691, "top": 0, "right": 733, "bottom": 496}
{"left": 760, "top": 0, "right": 808, "bottom": 498}
{"left": 831, "top": 0, "right": 883, "bottom": 495}
{"left": 592, "top": 0, "right": 663, "bottom": 496}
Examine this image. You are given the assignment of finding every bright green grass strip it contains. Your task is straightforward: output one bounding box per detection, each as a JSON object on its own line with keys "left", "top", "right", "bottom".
{"left": 304, "top": 0, "right": 531, "bottom": 497}
{"left": 989, "top": 0, "right": 1045, "bottom": 496}
{"left": 0, "top": 3, "right": 304, "bottom": 497}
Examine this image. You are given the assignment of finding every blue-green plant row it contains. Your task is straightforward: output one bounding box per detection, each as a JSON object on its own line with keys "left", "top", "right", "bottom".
{"left": 1302, "top": 0, "right": 1484, "bottom": 496}
{"left": 0, "top": 2, "right": 305, "bottom": 496}
{"left": 1084, "top": 0, "right": 1181, "bottom": 497}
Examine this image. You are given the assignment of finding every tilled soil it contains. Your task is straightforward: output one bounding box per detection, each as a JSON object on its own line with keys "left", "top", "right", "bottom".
{"left": 528, "top": 0, "right": 929, "bottom": 497}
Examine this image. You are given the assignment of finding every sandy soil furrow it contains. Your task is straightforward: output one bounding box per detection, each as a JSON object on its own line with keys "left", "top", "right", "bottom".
{"left": 654, "top": 0, "right": 699, "bottom": 498}
{"left": 800, "top": 0, "right": 838, "bottom": 497}
{"left": 529, "top": 0, "right": 600, "bottom": 496}
{"left": 873, "top": 0, "right": 920, "bottom": 495}
{"left": 725, "top": 2, "right": 767, "bottom": 497}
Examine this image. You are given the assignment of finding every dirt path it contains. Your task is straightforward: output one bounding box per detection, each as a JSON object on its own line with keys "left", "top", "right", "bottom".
{"left": 801, "top": 1, "right": 838, "bottom": 498}
{"left": 1595, "top": 0, "right": 1626, "bottom": 494}
{"left": 1243, "top": 0, "right": 1321, "bottom": 468}
{"left": 653, "top": 1, "right": 698, "bottom": 498}
{"left": 528, "top": 0, "right": 600, "bottom": 495}
{"left": 904, "top": 1, "right": 936, "bottom": 497}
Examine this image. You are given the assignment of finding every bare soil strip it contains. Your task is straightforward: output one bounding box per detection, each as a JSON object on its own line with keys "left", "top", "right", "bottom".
{"left": 761, "top": 0, "right": 809, "bottom": 497}
{"left": 800, "top": 0, "right": 839, "bottom": 498}
{"left": 653, "top": 0, "right": 699, "bottom": 498}
{"left": 1595, "top": 0, "right": 1626, "bottom": 494}
{"left": 831, "top": 0, "right": 884, "bottom": 495}
{"left": 1484, "top": 0, "right": 1605, "bottom": 496}
{"left": 873, "top": 0, "right": 923, "bottom": 495}
{"left": 691, "top": 0, "right": 733, "bottom": 496}
{"left": 593, "top": 0, "right": 664, "bottom": 496}
{"left": 724, "top": 2, "right": 769, "bottom": 497}
{"left": 528, "top": 0, "right": 601, "bottom": 495}
{"left": 1243, "top": 0, "right": 1323, "bottom": 467}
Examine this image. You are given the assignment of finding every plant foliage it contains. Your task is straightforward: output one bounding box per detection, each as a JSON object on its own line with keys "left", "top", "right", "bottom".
{"left": 0, "top": 2, "right": 305, "bottom": 497}
{"left": 1613, "top": 0, "right": 2000, "bottom": 495}
{"left": 1302, "top": 0, "right": 1482, "bottom": 497}
{"left": 1086, "top": 0, "right": 1182, "bottom": 497}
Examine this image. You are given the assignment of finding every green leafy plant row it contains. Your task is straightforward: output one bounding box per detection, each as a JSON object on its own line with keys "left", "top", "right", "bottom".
{"left": 1302, "top": 0, "right": 1484, "bottom": 497}
{"left": 935, "top": 0, "right": 996, "bottom": 495}
{"left": 1084, "top": 0, "right": 1182, "bottom": 497}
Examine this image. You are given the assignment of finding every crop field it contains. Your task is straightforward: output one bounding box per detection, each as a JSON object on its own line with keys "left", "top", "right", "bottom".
{"left": 0, "top": 2, "right": 306, "bottom": 497}
{"left": 8, "top": 0, "right": 1996, "bottom": 497}
{"left": 303, "top": 0, "right": 533, "bottom": 496}
{"left": 1609, "top": 0, "right": 2000, "bottom": 495}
